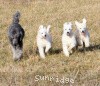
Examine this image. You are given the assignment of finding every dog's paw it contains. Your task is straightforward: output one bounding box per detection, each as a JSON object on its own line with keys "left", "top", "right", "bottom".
{"left": 40, "top": 56, "right": 46, "bottom": 59}
{"left": 64, "top": 53, "right": 69, "bottom": 57}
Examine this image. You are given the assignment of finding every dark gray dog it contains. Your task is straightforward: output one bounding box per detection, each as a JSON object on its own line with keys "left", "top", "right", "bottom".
{"left": 8, "top": 11, "right": 25, "bottom": 61}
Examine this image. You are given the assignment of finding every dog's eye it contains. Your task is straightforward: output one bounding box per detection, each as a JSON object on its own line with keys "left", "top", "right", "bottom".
{"left": 41, "top": 33, "right": 43, "bottom": 34}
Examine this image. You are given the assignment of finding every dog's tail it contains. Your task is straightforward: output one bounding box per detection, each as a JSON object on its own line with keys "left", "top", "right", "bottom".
{"left": 12, "top": 11, "right": 20, "bottom": 24}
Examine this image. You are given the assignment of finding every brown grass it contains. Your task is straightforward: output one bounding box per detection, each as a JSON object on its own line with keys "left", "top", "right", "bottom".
{"left": 0, "top": 0, "right": 100, "bottom": 86}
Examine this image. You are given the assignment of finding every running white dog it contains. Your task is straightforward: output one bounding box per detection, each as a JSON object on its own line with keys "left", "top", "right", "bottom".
{"left": 75, "top": 18, "right": 90, "bottom": 51}
{"left": 62, "top": 22, "right": 76, "bottom": 57}
{"left": 36, "top": 25, "right": 52, "bottom": 59}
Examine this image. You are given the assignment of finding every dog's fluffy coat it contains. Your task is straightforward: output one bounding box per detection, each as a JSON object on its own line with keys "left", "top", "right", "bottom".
{"left": 62, "top": 22, "right": 76, "bottom": 57}
{"left": 8, "top": 11, "right": 25, "bottom": 61}
{"left": 75, "top": 18, "right": 90, "bottom": 50}
{"left": 36, "top": 25, "right": 52, "bottom": 59}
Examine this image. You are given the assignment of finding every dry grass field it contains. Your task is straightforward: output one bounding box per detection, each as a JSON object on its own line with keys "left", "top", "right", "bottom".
{"left": 0, "top": 0, "right": 100, "bottom": 86}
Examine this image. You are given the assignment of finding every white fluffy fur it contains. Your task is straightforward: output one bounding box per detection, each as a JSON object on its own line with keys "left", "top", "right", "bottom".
{"left": 75, "top": 18, "right": 90, "bottom": 48}
{"left": 37, "top": 25, "right": 52, "bottom": 59}
{"left": 62, "top": 22, "right": 76, "bottom": 57}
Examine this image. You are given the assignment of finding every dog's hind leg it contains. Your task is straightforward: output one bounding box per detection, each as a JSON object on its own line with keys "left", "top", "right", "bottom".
{"left": 11, "top": 46, "right": 16, "bottom": 60}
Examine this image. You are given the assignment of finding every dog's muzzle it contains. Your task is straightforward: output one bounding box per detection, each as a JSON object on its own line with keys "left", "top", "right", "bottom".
{"left": 67, "top": 32, "right": 70, "bottom": 36}
{"left": 13, "top": 39, "right": 18, "bottom": 47}
{"left": 42, "top": 35, "right": 46, "bottom": 39}
{"left": 81, "top": 30, "right": 85, "bottom": 35}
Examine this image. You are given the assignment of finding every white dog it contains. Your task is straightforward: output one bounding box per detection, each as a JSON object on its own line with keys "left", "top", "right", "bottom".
{"left": 36, "top": 25, "right": 52, "bottom": 59}
{"left": 62, "top": 22, "right": 76, "bottom": 57}
{"left": 75, "top": 18, "right": 90, "bottom": 51}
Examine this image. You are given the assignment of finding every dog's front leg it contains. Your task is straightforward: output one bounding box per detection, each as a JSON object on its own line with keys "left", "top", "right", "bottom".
{"left": 84, "top": 38, "right": 90, "bottom": 47}
{"left": 11, "top": 46, "right": 16, "bottom": 60}
{"left": 83, "top": 38, "right": 90, "bottom": 52}
{"left": 38, "top": 47, "right": 45, "bottom": 59}
{"left": 63, "top": 45, "right": 69, "bottom": 57}
{"left": 45, "top": 44, "right": 51, "bottom": 54}
{"left": 68, "top": 44, "right": 76, "bottom": 54}
{"left": 13, "top": 47, "right": 23, "bottom": 61}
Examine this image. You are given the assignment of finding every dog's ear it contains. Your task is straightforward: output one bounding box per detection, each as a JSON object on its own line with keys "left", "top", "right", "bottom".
{"left": 39, "top": 25, "right": 43, "bottom": 30}
{"left": 69, "top": 22, "right": 72, "bottom": 29}
{"left": 63, "top": 22, "right": 68, "bottom": 28}
{"left": 69, "top": 22, "right": 72, "bottom": 26}
{"left": 75, "top": 21, "right": 79, "bottom": 27}
{"left": 69, "top": 22, "right": 72, "bottom": 25}
{"left": 47, "top": 25, "right": 51, "bottom": 33}
{"left": 83, "top": 18, "right": 86, "bottom": 24}
{"left": 75, "top": 21, "right": 80, "bottom": 29}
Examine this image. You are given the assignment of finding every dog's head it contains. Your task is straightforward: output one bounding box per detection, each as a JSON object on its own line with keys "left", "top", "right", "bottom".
{"left": 10, "top": 30, "right": 22, "bottom": 47}
{"left": 75, "top": 18, "right": 87, "bottom": 35}
{"left": 63, "top": 22, "right": 72, "bottom": 36}
{"left": 38, "top": 25, "right": 51, "bottom": 39}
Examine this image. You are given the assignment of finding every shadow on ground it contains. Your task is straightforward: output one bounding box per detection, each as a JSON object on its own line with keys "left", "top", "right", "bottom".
{"left": 79, "top": 44, "right": 100, "bottom": 52}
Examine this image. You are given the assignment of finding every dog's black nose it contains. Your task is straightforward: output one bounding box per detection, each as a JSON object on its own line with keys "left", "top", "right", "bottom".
{"left": 45, "top": 35, "right": 46, "bottom": 37}
{"left": 82, "top": 31, "right": 84, "bottom": 33}
{"left": 67, "top": 32, "right": 70, "bottom": 36}
{"left": 14, "top": 44, "right": 17, "bottom": 46}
